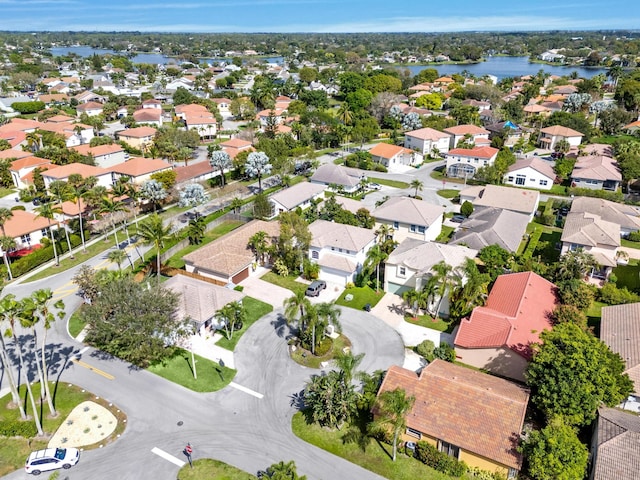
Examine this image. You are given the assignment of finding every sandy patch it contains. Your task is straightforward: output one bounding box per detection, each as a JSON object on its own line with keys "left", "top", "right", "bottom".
{"left": 48, "top": 401, "right": 118, "bottom": 448}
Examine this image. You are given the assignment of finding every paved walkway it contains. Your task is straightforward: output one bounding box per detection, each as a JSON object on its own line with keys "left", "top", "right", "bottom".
{"left": 189, "top": 332, "right": 236, "bottom": 369}
{"left": 239, "top": 269, "right": 292, "bottom": 308}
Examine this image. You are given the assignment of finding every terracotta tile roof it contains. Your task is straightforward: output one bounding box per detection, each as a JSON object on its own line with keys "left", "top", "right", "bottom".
{"left": 45, "top": 114, "right": 74, "bottom": 123}
{"left": 0, "top": 149, "right": 31, "bottom": 161}
{"left": 133, "top": 109, "right": 161, "bottom": 122}
{"left": 175, "top": 103, "right": 208, "bottom": 115}
{"left": 76, "top": 101, "right": 103, "bottom": 111}
{"left": 58, "top": 198, "right": 88, "bottom": 216}
{"left": 373, "top": 196, "right": 444, "bottom": 227}
{"left": 592, "top": 407, "right": 640, "bottom": 480}
{"left": 109, "top": 157, "right": 171, "bottom": 177}
{"left": 378, "top": 362, "right": 528, "bottom": 470}
{"left": 4, "top": 209, "right": 57, "bottom": 237}
{"left": 540, "top": 125, "right": 583, "bottom": 137}
{"left": 405, "top": 127, "right": 451, "bottom": 141}
{"left": 369, "top": 143, "right": 414, "bottom": 159}
{"left": 447, "top": 146, "right": 498, "bottom": 159}
{"left": 220, "top": 138, "right": 252, "bottom": 149}
{"left": 623, "top": 120, "right": 640, "bottom": 130}
{"left": 523, "top": 104, "right": 551, "bottom": 113}
{"left": 174, "top": 161, "right": 215, "bottom": 183}
{"left": 72, "top": 143, "right": 124, "bottom": 157}
{"left": 601, "top": 302, "right": 640, "bottom": 394}
{"left": 309, "top": 219, "right": 375, "bottom": 252}
{"left": 21, "top": 164, "right": 59, "bottom": 185}
{"left": 455, "top": 272, "right": 557, "bottom": 359}
{"left": 42, "top": 162, "right": 108, "bottom": 180}
{"left": 10, "top": 156, "right": 52, "bottom": 172}
{"left": 183, "top": 220, "right": 279, "bottom": 277}
{"left": 443, "top": 124, "right": 490, "bottom": 136}
{"left": 0, "top": 118, "right": 41, "bottom": 133}
{"left": 117, "top": 126, "right": 157, "bottom": 138}
{"left": 0, "top": 131, "right": 27, "bottom": 148}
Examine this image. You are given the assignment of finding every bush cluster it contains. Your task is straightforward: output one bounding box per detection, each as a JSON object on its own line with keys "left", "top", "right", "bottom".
{"left": 567, "top": 187, "right": 624, "bottom": 203}
{"left": 0, "top": 419, "right": 38, "bottom": 438}
{"left": 627, "top": 231, "right": 640, "bottom": 242}
{"left": 522, "top": 228, "right": 543, "bottom": 259}
{"left": 599, "top": 282, "right": 640, "bottom": 305}
{"left": 413, "top": 441, "right": 467, "bottom": 477}
{"left": 11, "top": 234, "right": 82, "bottom": 277}
{"left": 343, "top": 152, "right": 387, "bottom": 172}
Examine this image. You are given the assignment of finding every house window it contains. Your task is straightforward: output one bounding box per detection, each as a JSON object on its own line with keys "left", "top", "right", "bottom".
{"left": 439, "top": 441, "right": 460, "bottom": 459}
{"left": 410, "top": 225, "right": 417, "bottom": 233}
{"left": 312, "top": 251, "right": 319, "bottom": 259}
{"left": 399, "top": 266, "right": 406, "bottom": 277}
{"left": 507, "top": 176, "right": 514, "bottom": 182}
{"left": 540, "top": 180, "right": 548, "bottom": 186}
{"left": 41, "top": 228, "right": 48, "bottom": 236}
{"left": 568, "top": 243, "right": 581, "bottom": 251}
{"left": 507, "top": 468, "right": 518, "bottom": 479}
{"left": 406, "top": 428, "right": 422, "bottom": 439}
{"left": 418, "top": 226, "right": 426, "bottom": 234}
{"left": 516, "top": 175, "right": 526, "bottom": 185}
{"left": 331, "top": 247, "right": 335, "bottom": 251}
{"left": 393, "top": 221, "right": 399, "bottom": 229}
{"left": 21, "top": 233, "right": 31, "bottom": 243}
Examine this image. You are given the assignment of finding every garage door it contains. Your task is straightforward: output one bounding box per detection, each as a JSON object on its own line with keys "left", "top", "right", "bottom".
{"left": 319, "top": 267, "right": 348, "bottom": 286}
{"left": 231, "top": 267, "right": 250, "bottom": 284}
{"left": 387, "top": 282, "right": 411, "bottom": 296}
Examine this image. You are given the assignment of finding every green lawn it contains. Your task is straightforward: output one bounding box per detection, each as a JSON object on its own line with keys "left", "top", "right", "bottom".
{"left": 0, "top": 383, "right": 127, "bottom": 476}
{"left": 404, "top": 314, "right": 455, "bottom": 333}
{"left": 291, "top": 412, "right": 455, "bottom": 480}
{"left": 586, "top": 301, "right": 607, "bottom": 336}
{"left": 367, "top": 177, "right": 410, "bottom": 189}
{"left": 621, "top": 238, "right": 640, "bottom": 249}
{"left": 290, "top": 334, "right": 352, "bottom": 369}
{"left": 260, "top": 271, "right": 308, "bottom": 296}
{"left": 335, "top": 285, "right": 384, "bottom": 310}
{"left": 68, "top": 309, "right": 87, "bottom": 338}
{"left": 216, "top": 297, "right": 273, "bottom": 351}
{"left": 435, "top": 225, "right": 454, "bottom": 243}
{"left": 148, "top": 348, "right": 237, "bottom": 392}
{"left": 0, "top": 188, "right": 15, "bottom": 198}
{"left": 177, "top": 459, "right": 256, "bottom": 480}
{"left": 613, "top": 262, "right": 640, "bottom": 291}
{"left": 525, "top": 224, "right": 562, "bottom": 263}
{"left": 436, "top": 189, "right": 459, "bottom": 199}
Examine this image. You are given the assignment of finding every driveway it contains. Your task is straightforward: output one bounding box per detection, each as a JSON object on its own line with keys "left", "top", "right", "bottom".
{"left": 239, "top": 273, "right": 292, "bottom": 308}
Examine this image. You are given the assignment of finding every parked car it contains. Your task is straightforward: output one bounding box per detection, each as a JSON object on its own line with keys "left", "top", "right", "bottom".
{"left": 25, "top": 448, "right": 80, "bottom": 475}
{"left": 305, "top": 280, "right": 327, "bottom": 297}
{"left": 451, "top": 214, "right": 466, "bottom": 223}
{"left": 294, "top": 161, "right": 312, "bottom": 174}
{"left": 368, "top": 183, "right": 382, "bottom": 190}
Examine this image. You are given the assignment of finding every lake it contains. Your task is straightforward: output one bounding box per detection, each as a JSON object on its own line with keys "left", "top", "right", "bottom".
{"left": 401, "top": 56, "right": 608, "bottom": 80}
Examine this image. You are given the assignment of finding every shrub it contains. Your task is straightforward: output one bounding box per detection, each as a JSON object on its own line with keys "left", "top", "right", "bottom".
{"left": 567, "top": 187, "right": 624, "bottom": 203}
{"left": 11, "top": 101, "right": 45, "bottom": 114}
{"left": 433, "top": 342, "right": 456, "bottom": 362}
{"left": 460, "top": 201, "right": 474, "bottom": 218}
{"left": 313, "top": 337, "right": 332, "bottom": 356}
{"left": 414, "top": 441, "right": 467, "bottom": 476}
{"left": 416, "top": 339, "right": 435, "bottom": 361}
{"left": 0, "top": 419, "right": 38, "bottom": 437}
{"left": 303, "top": 258, "right": 320, "bottom": 280}
{"left": 11, "top": 234, "right": 82, "bottom": 277}
{"left": 10, "top": 205, "right": 26, "bottom": 211}
{"left": 373, "top": 163, "right": 388, "bottom": 172}
{"left": 628, "top": 231, "right": 640, "bottom": 242}
{"left": 599, "top": 283, "right": 640, "bottom": 305}
{"left": 467, "top": 467, "right": 507, "bottom": 480}
{"left": 522, "top": 228, "right": 543, "bottom": 259}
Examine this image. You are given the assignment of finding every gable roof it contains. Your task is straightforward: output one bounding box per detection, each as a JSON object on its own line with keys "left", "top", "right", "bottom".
{"left": 310, "top": 163, "right": 363, "bottom": 188}
{"left": 269, "top": 182, "right": 325, "bottom": 210}
{"left": 462, "top": 184, "right": 539, "bottom": 216}
{"left": 450, "top": 207, "right": 530, "bottom": 252}
{"left": 373, "top": 196, "right": 444, "bottom": 226}
{"left": 572, "top": 155, "right": 622, "bottom": 182}
{"left": 601, "top": 302, "right": 640, "bottom": 394}
{"left": 174, "top": 161, "right": 215, "bottom": 184}
{"left": 570, "top": 197, "right": 640, "bottom": 232}
{"left": 42, "top": 162, "right": 108, "bottom": 179}
{"left": 10, "top": 155, "right": 51, "bottom": 172}
{"left": 540, "top": 125, "right": 583, "bottom": 137}
{"left": 219, "top": 138, "right": 253, "bottom": 149}
{"left": 447, "top": 146, "right": 499, "bottom": 159}
{"left": 369, "top": 143, "right": 414, "bottom": 159}
{"left": 0, "top": 149, "right": 31, "bottom": 161}
{"left": 455, "top": 272, "right": 557, "bottom": 358}
{"left": 308, "top": 219, "right": 375, "bottom": 252}
{"left": 110, "top": 157, "right": 171, "bottom": 177}
{"left": 561, "top": 211, "right": 620, "bottom": 253}
{"left": 386, "top": 238, "right": 477, "bottom": 274}
{"left": 443, "top": 124, "right": 490, "bottom": 136}
{"left": 133, "top": 109, "right": 161, "bottom": 122}
{"left": 72, "top": 143, "right": 125, "bottom": 157}
{"left": 592, "top": 407, "right": 640, "bottom": 480}
{"left": 378, "top": 362, "right": 529, "bottom": 470}
{"left": 4, "top": 209, "right": 57, "bottom": 237}
{"left": 405, "top": 127, "right": 451, "bottom": 142}
{"left": 117, "top": 126, "right": 157, "bottom": 138}
{"left": 507, "top": 156, "right": 556, "bottom": 180}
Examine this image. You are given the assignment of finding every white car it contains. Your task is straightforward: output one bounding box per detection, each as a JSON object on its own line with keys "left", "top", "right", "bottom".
{"left": 368, "top": 183, "right": 382, "bottom": 190}
{"left": 25, "top": 448, "right": 80, "bottom": 475}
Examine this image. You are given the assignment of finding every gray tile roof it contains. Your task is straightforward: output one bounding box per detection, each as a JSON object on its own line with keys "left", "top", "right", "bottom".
{"left": 269, "top": 182, "right": 325, "bottom": 210}
{"left": 601, "top": 302, "right": 640, "bottom": 394}
{"left": 467, "top": 185, "right": 539, "bottom": 216}
{"left": 310, "top": 163, "right": 363, "bottom": 188}
{"left": 373, "top": 197, "right": 444, "bottom": 226}
{"left": 570, "top": 197, "right": 640, "bottom": 232}
{"left": 507, "top": 156, "right": 556, "bottom": 180}
{"left": 592, "top": 407, "right": 640, "bottom": 480}
{"left": 387, "top": 238, "right": 478, "bottom": 274}
{"left": 561, "top": 212, "right": 620, "bottom": 249}
{"left": 450, "top": 207, "right": 529, "bottom": 252}
{"left": 309, "top": 219, "right": 375, "bottom": 252}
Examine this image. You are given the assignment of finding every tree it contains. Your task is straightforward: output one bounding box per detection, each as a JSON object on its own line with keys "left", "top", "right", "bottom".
{"left": 230, "top": 197, "right": 243, "bottom": 214}
{"left": 555, "top": 249, "right": 597, "bottom": 281}
{"left": 98, "top": 196, "right": 127, "bottom": 247}
{"left": 48, "top": 180, "right": 76, "bottom": 258}
{"left": 410, "top": 179, "right": 423, "bottom": 198}
{"left": 107, "top": 249, "right": 128, "bottom": 270}
{"left": 137, "top": 214, "right": 172, "bottom": 282}
{"left": 0, "top": 296, "right": 26, "bottom": 419}
{"left": 556, "top": 279, "right": 595, "bottom": 311}
{"left": 526, "top": 322, "right": 633, "bottom": 427}
{"left": 253, "top": 192, "right": 272, "bottom": 219}
{"left": 216, "top": 301, "right": 246, "bottom": 340}
{"left": 0, "top": 207, "right": 13, "bottom": 279}
{"left": 449, "top": 258, "right": 490, "bottom": 320}
{"left": 245, "top": 152, "right": 272, "bottom": 191}
{"left": 229, "top": 97, "right": 256, "bottom": 120}
{"left": 82, "top": 276, "right": 184, "bottom": 367}
{"left": 459, "top": 200, "right": 474, "bottom": 218}
{"left": 150, "top": 169, "right": 177, "bottom": 191}
{"left": 187, "top": 217, "right": 206, "bottom": 245}
{"left": 277, "top": 211, "right": 311, "bottom": 272}
{"left": 263, "top": 460, "right": 307, "bottom": 480}
{"left": 479, "top": 245, "right": 512, "bottom": 281}
{"left": 363, "top": 244, "right": 388, "bottom": 293}
{"left": 140, "top": 179, "right": 167, "bottom": 212}
{"left": 208, "top": 150, "right": 231, "bottom": 187}
{"left": 173, "top": 86, "right": 194, "bottom": 105}
{"left": 68, "top": 174, "right": 95, "bottom": 253}
{"left": 425, "top": 261, "right": 460, "bottom": 320}
{"left": 370, "top": 388, "right": 415, "bottom": 461}
{"left": 35, "top": 202, "right": 62, "bottom": 266}
{"left": 179, "top": 183, "right": 209, "bottom": 212}
{"left": 519, "top": 419, "right": 588, "bottom": 480}
{"left": 333, "top": 349, "right": 364, "bottom": 386}
{"left": 284, "top": 290, "right": 312, "bottom": 331}
{"left": 304, "top": 370, "right": 358, "bottom": 429}
{"left": 552, "top": 304, "right": 587, "bottom": 329}
{"left": 248, "top": 230, "right": 269, "bottom": 266}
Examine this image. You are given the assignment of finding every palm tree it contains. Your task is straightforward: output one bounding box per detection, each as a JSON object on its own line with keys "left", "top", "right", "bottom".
{"left": 556, "top": 249, "right": 597, "bottom": 281}
{"left": 0, "top": 296, "right": 26, "bottom": 419}
{"left": 402, "top": 288, "right": 420, "bottom": 318}
{"left": 364, "top": 244, "right": 388, "bottom": 293}
{"left": 48, "top": 180, "right": 75, "bottom": 259}
{"left": 334, "top": 350, "right": 364, "bottom": 386}
{"left": 0, "top": 207, "right": 14, "bottom": 279}
{"left": 35, "top": 202, "right": 62, "bottom": 266}
{"left": 449, "top": 259, "right": 490, "bottom": 320}
{"left": 107, "top": 249, "right": 128, "bottom": 270}
{"left": 410, "top": 178, "right": 424, "bottom": 198}
{"left": 124, "top": 181, "right": 142, "bottom": 228}
{"left": 68, "top": 174, "right": 96, "bottom": 253}
{"left": 284, "top": 290, "right": 312, "bottom": 331}
{"left": 98, "top": 197, "right": 127, "bottom": 247}
{"left": 607, "top": 64, "right": 624, "bottom": 89}
{"left": 25, "top": 131, "right": 42, "bottom": 153}
{"left": 0, "top": 235, "right": 15, "bottom": 280}
{"left": 370, "top": 388, "right": 415, "bottom": 462}
{"left": 428, "top": 261, "right": 461, "bottom": 320}
{"left": 0, "top": 295, "right": 43, "bottom": 435}
{"left": 337, "top": 103, "right": 353, "bottom": 125}
{"left": 248, "top": 230, "right": 269, "bottom": 265}
{"left": 230, "top": 197, "right": 243, "bottom": 214}
{"left": 137, "top": 214, "right": 172, "bottom": 283}
{"left": 374, "top": 223, "right": 395, "bottom": 243}
{"left": 216, "top": 301, "right": 246, "bottom": 340}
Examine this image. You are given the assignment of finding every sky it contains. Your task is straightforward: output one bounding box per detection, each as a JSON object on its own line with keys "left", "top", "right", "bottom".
{"left": 0, "top": 0, "right": 639, "bottom": 33}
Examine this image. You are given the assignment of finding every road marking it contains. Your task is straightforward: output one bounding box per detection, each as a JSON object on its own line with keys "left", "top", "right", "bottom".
{"left": 151, "top": 447, "right": 185, "bottom": 467}
{"left": 71, "top": 359, "right": 115, "bottom": 380}
{"left": 77, "top": 346, "right": 90, "bottom": 355}
{"left": 229, "top": 382, "right": 264, "bottom": 399}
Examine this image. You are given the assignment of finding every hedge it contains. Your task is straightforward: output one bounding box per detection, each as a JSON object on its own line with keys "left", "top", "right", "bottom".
{"left": 10, "top": 234, "right": 83, "bottom": 277}
{"left": 0, "top": 419, "right": 38, "bottom": 437}
{"left": 11, "top": 101, "right": 45, "bottom": 114}
{"left": 567, "top": 187, "right": 624, "bottom": 203}
{"left": 413, "top": 441, "right": 467, "bottom": 477}
{"left": 522, "top": 228, "right": 543, "bottom": 259}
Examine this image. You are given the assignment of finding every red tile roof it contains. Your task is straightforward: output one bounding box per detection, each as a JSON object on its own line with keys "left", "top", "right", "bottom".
{"left": 447, "top": 146, "right": 499, "bottom": 159}
{"left": 4, "top": 210, "right": 57, "bottom": 238}
{"left": 369, "top": 142, "right": 414, "bottom": 159}
{"left": 10, "top": 156, "right": 52, "bottom": 171}
{"left": 118, "top": 126, "right": 157, "bottom": 138}
{"left": 455, "top": 271, "right": 557, "bottom": 358}
{"left": 110, "top": 157, "right": 171, "bottom": 177}
{"left": 42, "top": 163, "right": 108, "bottom": 179}
{"left": 174, "top": 161, "right": 215, "bottom": 183}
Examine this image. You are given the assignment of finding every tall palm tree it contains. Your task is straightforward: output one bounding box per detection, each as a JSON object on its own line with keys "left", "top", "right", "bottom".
{"left": 0, "top": 298, "right": 26, "bottom": 418}
{"left": 334, "top": 350, "right": 364, "bottom": 386}
{"left": 107, "top": 249, "right": 128, "bottom": 270}
{"left": 284, "top": 290, "right": 312, "bottom": 331}
{"left": 48, "top": 180, "right": 75, "bottom": 259}
{"left": 370, "top": 388, "right": 415, "bottom": 462}
{"left": 337, "top": 103, "right": 353, "bottom": 125}
{"left": 0, "top": 295, "right": 43, "bottom": 435}
{"left": 364, "top": 244, "right": 388, "bottom": 293}
{"left": 402, "top": 288, "right": 420, "bottom": 318}
{"left": 248, "top": 230, "right": 269, "bottom": 265}
{"left": 35, "top": 202, "right": 62, "bottom": 266}
{"left": 410, "top": 179, "right": 424, "bottom": 198}
{"left": 0, "top": 207, "right": 14, "bottom": 279}
{"left": 449, "top": 259, "right": 490, "bottom": 320}
{"left": 68, "top": 174, "right": 96, "bottom": 253}
{"left": 137, "top": 214, "right": 172, "bottom": 283}
{"left": 374, "top": 223, "right": 394, "bottom": 243}
{"left": 427, "top": 261, "right": 461, "bottom": 320}
{"left": 124, "top": 181, "right": 141, "bottom": 228}
{"left": 98, "top": 196, "right": 127, "bottom": 247}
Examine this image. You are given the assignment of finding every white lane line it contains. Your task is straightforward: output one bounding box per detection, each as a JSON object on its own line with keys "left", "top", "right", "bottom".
{"left": 229, "top": 382, "right": 264, "bottom": 399}
{"left": 77, "top": 347, "right": 90, "bottom": 355}
{"left": 151, "top": 447, "right": 185, "bottom": 467}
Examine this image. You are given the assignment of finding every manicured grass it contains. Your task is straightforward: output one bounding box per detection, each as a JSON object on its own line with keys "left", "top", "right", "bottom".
{"left": 621, "top": 238, "right": 640, "bottom": 249}
{"left": 0, "top": 383, "right": 127, "bottom": 476}
{"left": 291, "top": 412, "right": 454, "bottom": 480}
{"left": 435, "top": 225, "right": 454, "bottom": 243}
{"left": 68, "top": 308, "right": 87, "bottom": 338}
{"left": 436, "top": 189, "right": 459, "bottom": 199}
{"left": 548, "top": 184, "right": 569, "bottom": 195}
{"left": 148, "top": 348, "right": 236, "bottom": 392}
{"left": 0, "top": 187, "right": 15, "bottom": 198}
{"left": 335, "top": 285, "right": 384, "bottom": 311}
{"left": 527, "top": 225, "right": 562, "bottom": 263}
{"left": 404, "top": 314, "right": 455, "bottom": 333}
{"left": 290, "top": 334, "right": 352, "bottom": 369}
{"left": 260, "top": 271, "right": 308, "bottom": 296}
{"left": 165, "top": 220, "right": 244, "bottom": 269}
{"left": 216, "top": 297, "right": 273, "bottom": 351}
{"left": 177, "top": 459, "right": 256, "bottom": 480}
{"left": 367, "top": 177, "right": 410, "bottom": 189}
{"left": 586, "top": 301, "right": 607, "bottom": 336}
{"left": 613, "top": 262, "right": 640, "bottom": 291}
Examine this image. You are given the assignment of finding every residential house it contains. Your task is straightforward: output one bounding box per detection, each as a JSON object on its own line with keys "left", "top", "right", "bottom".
{"left": 450, "top": 207, "right": 530, "bottom": 253}
{"left": 384, "top": 238, "right": 477, "bottom": 304}
{"left": 504, "top": 157, "right": 556, "bottom": 191}
{"left": 141, "top": 98, "right": 162, "bottom": 109}
{"left": 42, "top": 163, "right": 112, "bottom": 190}
{"left": 571, "top": 155, "right": 621, "bottom": 191}
{"left": 373, "top": 197, "right": 444, "bottom": 243}
{"left": 538, "top": 125, "right": 583, "bottom": 150}
{"left": 268, "top": 182, "right": 325, "bottom": 218}
{"left": 175, "top": 103, "right": 217, "bottom": 139}
{"left": 404, "top": 127, "right": 452, "bottom": 156}
{"left": 455, "top": 271, "right": 557, "bottom": 381}
{"left": 73, "top": 91, "right": 105, "bottom": 104}
{"left": 589, "top": 407, "right": 640, "bottom": 480}
{"left": 117, "top": 126, "right": 157, "bottom": 151}
{"left": 485, "top": 121, "right": 523, "bottom": 147}
{"left": 570, "top": 196, "right": 640, "bottom": 236}
{"left": 211, "top": 98, "right": 232, "bottom": 117}
{"left": 443, "top": 124, "right": 491, "bottom": 149}
{"left": 133, "top": 108, "right": 163, "bottom": 127}
{"left": 459, "top": 184, "right": 540, "bottom": 221}
{"left": 110, "top": 157, "right": 172, "bottom": 184}
{"left": 308, "top": 219, "right": 375, "bottom": 285}
{"left": 622, "top": 119, "right": 640, "bottom": 134}
{"left": 166, "top": 78, "right": 194, "bottom": 91}
{"left": 174, "top": 162, "right": 216, "bottom": 186}
{"left": 444, "top": 146, "right": 499, "bottom": 179}
{"left": 256, "top": 108, "right": 287, "bottom": 128}
{"left": 2, "top": 209, "right": 58, "bottom": 251}
{"left": 75, "top": 101, "right": 104, "bottom": 117}
{"left": 72, "top": 143, "right": 128, "bottom": 169}
{"left": 369, "top": 143, "right": 422, "bottom": 171}
{"left": 523, "top": 103, "right": 552, "bottom": 118}
{"left": 184, "top": 220, "right": 279, "bottom": 284}
{"left": 377, "top": 361, "right": 528, "bottom": 479}
{"left": 461, "top": 99, "right": 491, "bottom": 112}
{"left": 164, "top": 273, "right": 245, "bottom": 333}
{"left": 600, "top": 302, "right": 640, "bottom": 402}
{"left": 37, "top": 122, "right": 94, "bottom": 147}
{"left": 219, "top": 138, "right": 254, "bottom": 159}
{"left": 560, "top": 211, "right": 620, "bottom": 279}
{"left": 310, "top": 163, "right": 365, "bottom": 194}
{"left": 9, "top": 155, "right": 51, "bottom": 189}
